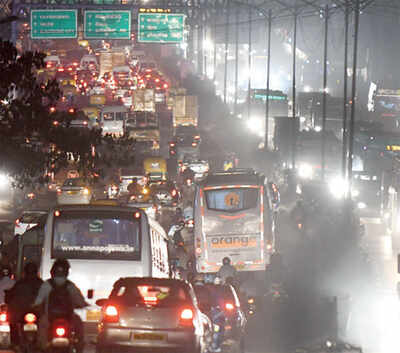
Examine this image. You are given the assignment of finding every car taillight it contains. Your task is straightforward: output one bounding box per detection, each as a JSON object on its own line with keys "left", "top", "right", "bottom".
{"left": 0, "top": 312, "right": 8, "bottom": 322}
{"left": 104, "top": 305, "right": 119, "bottom": 323}
{"left": 56, "top": 188, "right": 62, "bottom": 195}
{"left": 225, "top": 303, "right": 235, "bottom": 311}
{"left": 192, "top": 142, "right": 198, "bottom": 147}
{"left": 15, "top": 219, "right": 20, "bottom": 226}
{"left": 24, "top": 313, "right": 37, "bottom": 324}
{"left": 55, "top": 326, "right": 66, "bottom": 337}
{"left": 179, "top": 308, "right": 194, "bottom": 327}
{"left": 171, "top": 189, "right": 177, "bottom": 197}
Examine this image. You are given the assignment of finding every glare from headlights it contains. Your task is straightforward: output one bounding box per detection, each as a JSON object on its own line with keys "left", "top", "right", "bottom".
{"left": 0, "top": 173, "right": 10, "bottom": 189}
{"left": 329, "top": 176, "right": 348, "bottom": 198}
{"left": 246, "top": 118, "right": 263, "bottom": 134}
{"left": 298, "top": 163, "right": 313, "bottom": 179}
{"left": 315, "top": 125, "right": 322, "bottom": 132}
{"left": 357, "top": 202, "right": 367, "bottom": 209}
{"left": 82, "top": 188, "right": 90, "bottom": 195}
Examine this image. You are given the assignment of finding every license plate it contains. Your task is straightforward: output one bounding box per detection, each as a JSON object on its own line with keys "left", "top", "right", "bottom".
{"left": 86, "top": 309, "right": 101, "bottom": 321}
{"left": 23, "top": 323, "right": 37, "bottom": 332}
{"left": 0, "top": 324, "right": 9, "bottom": 332}
{"left": 67, "top": 191, "right": 78, "bottom": 195}
{"left": 134, "top": 333, "right": 165, "bottom": 341}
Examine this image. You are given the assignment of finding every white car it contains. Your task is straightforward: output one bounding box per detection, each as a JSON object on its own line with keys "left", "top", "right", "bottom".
{"left": 14, "top": 210, "right": 48, "bottom": 236}
{"left": 56, "top": 178, "right": 93, "bottom": 205}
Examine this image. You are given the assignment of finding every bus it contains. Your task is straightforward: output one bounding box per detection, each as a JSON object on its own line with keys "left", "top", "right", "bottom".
{"left": 193, "top": 169, "right": 275, "bottom": 274}
{"left": 40, "top": 204, "right": 169, "bottom": 331}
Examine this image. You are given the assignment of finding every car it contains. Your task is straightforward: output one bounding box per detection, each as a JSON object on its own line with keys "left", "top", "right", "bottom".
{"left": 150, "top": 181, "right": 180, "bottom": 206}
{"left": 14, "top": 210, "right": 48, "bottom": 236}
{"left": 193, "top": 282, "right": 246, "bottom": 347}
{"left": 56, "top": 178, "right": 93, "bottom": 205}
{"left": 96, "top": 277, "right": 211, "bottom": 353}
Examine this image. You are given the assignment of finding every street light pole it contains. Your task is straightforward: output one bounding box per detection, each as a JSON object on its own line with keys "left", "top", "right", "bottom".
{"left": 234, "top": 5, "right": 239, "bottom": 116}
{"left": 223, "top": 5, "right": 230, "bottom": 104}
{"left": 265, "top": 10, "right": 272, "bottom": 150}
{"left": 291, "top": 12, "right": 298, "bottom": 169}
{"left": 321, "top": 5, "right": 329, "bottom": 181}
{"left": 342, "top": 0, "right": 349, "bottom": 182}
{"left": 347, "top": 0, "right": 360, "bottom": 198}
{"left": 247, "top": 0, "right": 252, "bottom": 120}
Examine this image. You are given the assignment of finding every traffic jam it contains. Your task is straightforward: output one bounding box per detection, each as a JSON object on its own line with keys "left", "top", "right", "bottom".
{"left": 1, "top": 2, "right": 400, "bottom": 353}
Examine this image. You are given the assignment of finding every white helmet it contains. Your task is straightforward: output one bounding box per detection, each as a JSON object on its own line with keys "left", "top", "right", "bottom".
{"left": 214, "top": 276, "right": 222, "bottom": 285}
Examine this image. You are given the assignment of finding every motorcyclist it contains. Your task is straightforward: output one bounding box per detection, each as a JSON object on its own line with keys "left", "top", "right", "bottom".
{"left": 0, "top": 266, "right": 15, "bottom": 304}
{"left": 217, "top": 257, "right": 238, "bottom": 284}
{"left": 33, "top": 258, "right": 88, "bottom": 353}
{"left": 6, "top": 262, "right": 43, "bottom": 347}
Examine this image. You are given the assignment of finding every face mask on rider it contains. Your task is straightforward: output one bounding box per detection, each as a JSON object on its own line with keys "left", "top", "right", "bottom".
{"left": 53, "top": 276, "right": 67, "bottom": 286}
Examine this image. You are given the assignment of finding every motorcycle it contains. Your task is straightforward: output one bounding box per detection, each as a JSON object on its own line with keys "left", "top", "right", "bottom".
{"left": 129, "top": 186, "right": 152, "bottom": 203}
{"left": 107, "top": 184, "right": 119, "bottom": 199}
{"left": 0, "top": 304, "right": 10, "bottom": 348}
{"left": 246, "top": 297, "right": 256, "bottom": 316}
{"left": 47, "top": 316, "right": 79, "bottom": 353}
{"left": 17, "top": 311, "right": 39, "bottom": 353}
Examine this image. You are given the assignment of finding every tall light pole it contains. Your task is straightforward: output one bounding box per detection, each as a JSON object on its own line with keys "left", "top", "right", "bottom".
{"left": 265, "top": 10, "right": 272, "bottom": 149}
{"left": 223, "top": 5, "right": 230, "bottom": 104}
{"left": 291, "top": 12, "right": 298, "bottom": 169}
{"left": 321, "top": 5, "right": 329, "bottom": 181}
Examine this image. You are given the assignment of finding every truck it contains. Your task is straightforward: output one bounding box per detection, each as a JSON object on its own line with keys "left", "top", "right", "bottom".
{"left": 128, "top": 89, "right": 160, "bottom": 153}
{"left": 99, "top": 51, "right": 113, "bottom": 79}
{"left": 172, "top": 95, "right": 198, "bottom": 128}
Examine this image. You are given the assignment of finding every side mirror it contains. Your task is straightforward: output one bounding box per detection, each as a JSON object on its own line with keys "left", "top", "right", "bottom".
{"left": 87, "top": 289, "right": 94, "bottom": 299}
{"left": 96, "top": 298, "right": 107, "bottom": 307}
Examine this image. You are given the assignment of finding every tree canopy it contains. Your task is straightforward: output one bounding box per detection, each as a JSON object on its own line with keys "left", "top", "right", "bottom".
{"left": 0, "top": 40, "right": 133, "bottom": 189}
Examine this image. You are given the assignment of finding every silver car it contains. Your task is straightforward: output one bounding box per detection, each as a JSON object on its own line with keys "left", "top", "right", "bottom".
{"left": 56, "top": 178, "right": 93, "bottom": 205}
{"left": 96, "top": 277, "right": 211, "bottom": 353}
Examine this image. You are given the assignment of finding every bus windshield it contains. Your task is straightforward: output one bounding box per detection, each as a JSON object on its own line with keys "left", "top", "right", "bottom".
{"left": 52, "top": 210, "right": 141, "bottom": 260}
{"left": 205, "top": 187, "right": 259, "bottom": 212}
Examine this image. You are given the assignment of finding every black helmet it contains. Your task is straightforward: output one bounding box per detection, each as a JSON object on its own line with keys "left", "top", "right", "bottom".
{"left": 222, "top": 257, "right": 231, "bottom": 266}
{"left": 1, "top": 266, "right": 11, "bottom": 278}
{"left": 24, "top": 262, "right": 38, "bottom": 277}
{"left": 50, "top": 258, "right": 70, "bottom": 278}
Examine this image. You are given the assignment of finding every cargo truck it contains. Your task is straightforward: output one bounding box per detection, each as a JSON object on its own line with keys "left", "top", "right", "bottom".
{"left": 172, "top": 95, "right": 198, "bottom": 128}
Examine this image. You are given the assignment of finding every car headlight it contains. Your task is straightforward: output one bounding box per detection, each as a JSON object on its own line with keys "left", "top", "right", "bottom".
{"left": 329, "top": 177, "right": 348, "bottom": 199}
{"left": 82, "top": 188, "right": 90, "bottom": 195}
{"left": 298, "top": 163, "right": 313, "bottom": 179}
{"left": 0, "top": 173, "right": 10, "bottom": 189}
{"left": 357, "top": 202, "right": 367, "bottom": 209}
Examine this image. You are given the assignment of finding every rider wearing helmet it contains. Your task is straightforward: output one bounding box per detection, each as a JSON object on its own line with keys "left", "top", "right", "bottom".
{"left": 217, "top": 257, "right": 238, "bottom": 284}
{"left": 6, "top": 262, "right": 43, "bottom": 347}
{"left": 34, "top": 259, "right": 88, "bottom": 353}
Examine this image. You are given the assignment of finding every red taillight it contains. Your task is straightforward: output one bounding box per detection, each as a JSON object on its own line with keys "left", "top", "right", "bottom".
{"left": 56, "top": 188, "right": 62, "bottom": 195}
{"left": 163, "top": 83, "right": 168, "bottom": 89}
{"left": 171, "top": 189, "right": 177, "bottom": 197}
{"left": 225, "top": 303, "right": 234, "bottom": 311}
{"left": 192, "top": 142, "right": 197, "bottom": 147}
{"left": 15, "top": 219, "right": 20, "bottom": 226}
{"left": 179, "top": 308, "right": 194, "bottom": 327}
{"left": 24, "top": 313, "right": 36, "bottom": 324}
{"left": 104, "top": 305, "right": 119, "bottom": 323}
{"left": 0, "top": 312, "right": 7, "bottom": 322}
{"left": 55, "top": 327, "right": 66, "bottom": 337}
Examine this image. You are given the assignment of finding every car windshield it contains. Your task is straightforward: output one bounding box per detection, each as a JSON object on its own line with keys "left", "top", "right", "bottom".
{"left": 111, "top": 281, "right": 189, "bottom": 307}
{"left": 205, "top": 187, "right": 259, "bottom": 212}
{"left": 52, "top": 210, "right": 141, "bottom": 260}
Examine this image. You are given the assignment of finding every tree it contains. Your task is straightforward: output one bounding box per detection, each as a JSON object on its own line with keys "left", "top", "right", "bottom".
{"left": 0, "top": 40, "right": 104, "bottom": 188}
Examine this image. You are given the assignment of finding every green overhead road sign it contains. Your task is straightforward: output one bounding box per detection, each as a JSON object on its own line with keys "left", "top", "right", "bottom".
{"left": 31, "top": 10, "right": 77, "bottom": 39}
{"left": 84, "top": 10, "right": 131, "bottom": 39}
{"left": 138, "top": 13, "right": 185, "bottom": 43}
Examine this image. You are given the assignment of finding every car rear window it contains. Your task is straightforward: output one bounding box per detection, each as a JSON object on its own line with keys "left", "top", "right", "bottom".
{"left": 20, "top": 213, "right": 47, "bottom": 224}
{"left": 63, "top": 178, "right": 86, "bottom": 187}
{"left": 111, "top": 282, "right": 190, "bottom": 307}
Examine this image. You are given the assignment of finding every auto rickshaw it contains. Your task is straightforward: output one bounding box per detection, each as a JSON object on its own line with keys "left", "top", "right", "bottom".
{"left": 82, "top": 106, "right": 100, "bottom": 128}
{"left": 143, "top": 157, "right": 167, "bottom": 182}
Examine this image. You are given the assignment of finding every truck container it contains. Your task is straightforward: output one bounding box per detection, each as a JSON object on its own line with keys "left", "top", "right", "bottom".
{"left": 99, "top": 51, "right": 113, "bottom": 78}
{"left": 172, "top": 95, "right": 198, "bottom": 127}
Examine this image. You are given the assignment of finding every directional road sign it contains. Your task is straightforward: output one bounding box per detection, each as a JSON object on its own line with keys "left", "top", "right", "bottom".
{"left": 84, "top": 10, "right": 131, "bottom": 39}
{"left": 138, "top": 13, "right": 185, "bottom": 43}
{"left": 31, "top": 10, "right": 77, "bottom": 39}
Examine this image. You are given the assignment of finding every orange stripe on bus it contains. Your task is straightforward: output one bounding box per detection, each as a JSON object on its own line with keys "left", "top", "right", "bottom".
{"left": 218, "top": 213, "right": 246, "bottom": 220}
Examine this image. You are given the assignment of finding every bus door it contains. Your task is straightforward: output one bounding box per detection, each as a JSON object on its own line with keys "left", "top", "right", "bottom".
{"left": 196, "top": 185, "right": 267, "bottom": 273}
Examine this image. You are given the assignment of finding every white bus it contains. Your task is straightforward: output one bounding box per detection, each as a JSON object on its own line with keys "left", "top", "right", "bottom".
{"left": 194, "top": 169, "right": 275, "bottom": 273}
{"left": 40, "top": 205, "right": 169, "bottom": 331}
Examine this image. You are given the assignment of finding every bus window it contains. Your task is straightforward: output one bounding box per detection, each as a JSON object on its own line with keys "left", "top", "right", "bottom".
{"left": 116, "top": 112, "right": 125, "bottom": 121}
{"left": 103, "top": 112, "right": 114, "bottom": 121}
{"left": 52, "top": 211, "right": 141, "bottom": 260}
{"left": 205, "top": 188, "right": 259, "bottom": 212}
